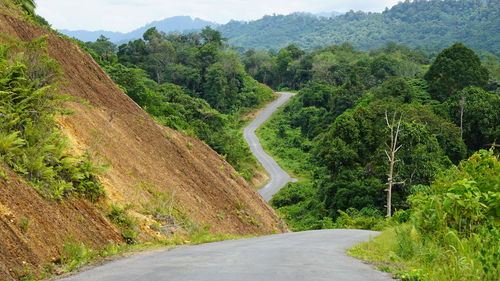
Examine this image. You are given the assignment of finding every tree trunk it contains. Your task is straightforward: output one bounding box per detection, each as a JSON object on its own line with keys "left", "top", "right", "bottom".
{"left": 459, "top": 94, "right": 466, "bottom": 139}
{"left": 385, "top": 111, "right": 403, "bottom": 217}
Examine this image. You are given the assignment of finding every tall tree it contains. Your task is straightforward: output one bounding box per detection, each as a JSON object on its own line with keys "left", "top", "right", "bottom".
{"left": 200, "top": 27, "right": 224, "bottom": 46}
{"left": 384, "top": 111, "right": 404, "bottom": 217}
{"left": 425, "top": 42, "right": 489, "bottom": 101}
{"left": 445, "top": 87, "right": 500, "bottom": 152}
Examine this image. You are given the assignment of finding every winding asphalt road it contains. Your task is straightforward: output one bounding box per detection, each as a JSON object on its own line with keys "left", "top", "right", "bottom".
{"left": 58, "top": 93, "right": 394, "bottom": 281}
{"left": 243, "top": 92, "right": 296, "bottom": 201}
{"left": 59, "top": 230, "right": 393, "bottom": 281}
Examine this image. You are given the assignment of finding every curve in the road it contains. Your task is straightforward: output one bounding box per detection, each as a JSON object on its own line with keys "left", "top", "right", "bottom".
{"left": 244, "top": 92, "right": 296, "bottom": 201}
{"left": 59, "top": 229, "right": 393, "bottom": 281}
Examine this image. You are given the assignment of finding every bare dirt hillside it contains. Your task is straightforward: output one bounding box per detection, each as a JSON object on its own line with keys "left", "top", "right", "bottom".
{"left": 0, "top": 10, "right": 285, "bottom": 281}
{"left": 0, "top": 166, "right": 122, "bottom": 280}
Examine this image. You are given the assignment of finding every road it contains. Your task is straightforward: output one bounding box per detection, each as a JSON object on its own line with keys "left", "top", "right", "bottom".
{"left": 243, "top": 92, "right": 296, "bottom": 201}
{"left": 58, "top": 93, "right": 393, "bottom": 281}
{"left": 59, "top": 229, "right": 393, "bottom": 281}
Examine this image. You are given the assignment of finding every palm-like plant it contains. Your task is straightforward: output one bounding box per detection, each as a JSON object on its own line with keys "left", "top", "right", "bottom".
{"left": 12, "top": 0, "right": 36, "bottom": 15}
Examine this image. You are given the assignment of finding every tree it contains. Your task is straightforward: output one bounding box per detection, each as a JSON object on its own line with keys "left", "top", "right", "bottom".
{"left": 374, "top": 77, "right": 415, "bottom": 103}
{"left": 370, "top": 55, "right": 400, "bottom": 82}
{"left": 445, "top": 87, "right": 500, "bottom": 152}
{"left": 203, "top": 63, "right": 227, "bottom": 111}
{"left": 311, "top": 52, "right": 337, "bottom": 85}
{"left": 146, "top": 40, "right": 175, "bottom": 83}
{"left": 384, "top": 111, "right": 404, "bottom": 217}
{"left": 200, "top": 27, "right": 224, "bottom": 46}
{"left": 143, "top": 27, "right": 163, "bottom": 43}
{"left": 425, "top": 42, "right": 489, "bottom": 101}
{"left": 85, "top": 35, "right": 117, "bottom": 62}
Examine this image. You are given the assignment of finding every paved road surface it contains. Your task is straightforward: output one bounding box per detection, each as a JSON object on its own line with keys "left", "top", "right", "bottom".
{"left": 243, "top": 92, "right": 296, "bottom": 201}
{"left": 58, "top": 93, "right": 394, "bottom": 281}
{"left": 59, "top": 229, "right": 393, "bottom": 281}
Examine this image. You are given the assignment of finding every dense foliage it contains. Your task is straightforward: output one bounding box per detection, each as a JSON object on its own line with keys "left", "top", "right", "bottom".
{"left": 82, "top": 28, "right": 274, "bottom": 180}
{"left": 254, "top": 41, "right": 498, "bottom": 231}
{"left": 351, "top": 150, "right": 499, "bottom": 281}
{"left": 425, "top": 42, "right": 489, "bottom": 101}
{"left": 219, "top": 0, "right": 500, "bottom": 55}
{"left": 0, "top": 36, "right": 105, "bottom": 200}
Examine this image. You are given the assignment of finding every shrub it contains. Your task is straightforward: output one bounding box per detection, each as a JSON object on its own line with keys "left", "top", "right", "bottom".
{"left": 107, "top": 204, "right": 139, "bottom": 244}
{"left": 334, "top": 208, "right": 389, "bottom": 231}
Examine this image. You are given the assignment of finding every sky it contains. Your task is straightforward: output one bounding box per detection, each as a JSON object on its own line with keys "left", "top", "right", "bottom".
{"left": 36, "top": 0, "right": 402, "bottom": 32}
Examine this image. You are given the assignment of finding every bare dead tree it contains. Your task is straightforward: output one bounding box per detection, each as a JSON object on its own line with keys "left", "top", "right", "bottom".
{"left": 459, "top": 93, "right": 466, "bottom": 139}
{"left": 384, "top": 111, "right": 404, "bottom": 217}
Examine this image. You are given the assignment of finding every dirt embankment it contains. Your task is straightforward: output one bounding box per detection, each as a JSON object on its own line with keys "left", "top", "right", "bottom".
{"left": 0, "top": 12, "right": 285, "bottom": 281}
{"left": 0, "top": 167, "right": 122, "bottom": 280}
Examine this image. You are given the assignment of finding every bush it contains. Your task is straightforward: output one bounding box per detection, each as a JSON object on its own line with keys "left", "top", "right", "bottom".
{"left": 334, "top": 208, "right": 389, "bottom": 231}
{"left": 107, "top": 204, "right": 139, "bottom": 244}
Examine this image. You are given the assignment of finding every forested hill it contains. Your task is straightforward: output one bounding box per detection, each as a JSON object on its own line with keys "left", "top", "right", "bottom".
{"left": 218, "top": 0, "right": 500, "bottom": 55}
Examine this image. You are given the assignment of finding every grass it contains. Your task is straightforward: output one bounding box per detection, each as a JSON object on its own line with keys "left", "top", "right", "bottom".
{"left": 348, "top": 226, "right": 426, "bottom": 281}
{"left": 57, "top": 231, "right": 251, "bottom": 273}
{"left": 350, "top": 222, "right": 499, "bottom": 281}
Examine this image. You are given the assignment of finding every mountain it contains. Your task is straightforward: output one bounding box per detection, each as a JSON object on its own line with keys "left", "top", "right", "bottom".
{"left": 61, "top": 16, "right": 217, "bottom": 43}
{"left": 217, "top": 0, "right": 500, "bottom": 54}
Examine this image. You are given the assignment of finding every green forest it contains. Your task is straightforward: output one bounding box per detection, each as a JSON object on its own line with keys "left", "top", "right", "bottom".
{"left": 79, "top": 27, "right": 274, "bottom": 181}
{"left": 57, "top": 5, "right": 500, "bottom": 279}
{"left": 250, "top": 40, "right": 499, "bottom": 279}
{"left": 219, "top": 0, "right": 500, "bottom": 55}
{"left": 1, "top": 0, "right": 499, "bottom": 280}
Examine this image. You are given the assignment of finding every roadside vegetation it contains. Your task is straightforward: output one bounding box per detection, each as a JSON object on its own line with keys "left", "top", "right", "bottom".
{"left": 350, "top": 150, "right": 499, "bottom": 281}
{"left": 19, "top": 230, "right": 249, "bottom": 281}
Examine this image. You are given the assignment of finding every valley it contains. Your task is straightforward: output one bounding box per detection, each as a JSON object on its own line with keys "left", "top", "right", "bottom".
{"left": 0, "top": 0, "right": 498, "bottom": 281}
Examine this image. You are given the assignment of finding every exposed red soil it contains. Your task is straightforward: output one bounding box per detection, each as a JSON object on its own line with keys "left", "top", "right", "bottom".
{"left": 0, "top": 10, "right": 286, "bottom": 281}
{"left": 0, "top": 165, "right": 122, "bottom": 280}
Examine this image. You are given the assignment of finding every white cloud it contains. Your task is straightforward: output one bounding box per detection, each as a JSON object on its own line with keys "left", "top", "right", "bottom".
{"left": 36, "top": 0, "right": 402, "bottom": 32}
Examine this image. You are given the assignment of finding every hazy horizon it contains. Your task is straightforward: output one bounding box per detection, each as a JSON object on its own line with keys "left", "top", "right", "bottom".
{"left": 36, "top": 0, "right": 401, "bottom": 32}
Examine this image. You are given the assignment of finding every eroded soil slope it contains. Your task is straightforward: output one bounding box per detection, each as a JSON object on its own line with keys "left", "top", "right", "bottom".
{"left": 0, "top": 166, "right": 122, "bottom": 280}
{"left": 0, "top": 11, "right": 285, "bottom": 281}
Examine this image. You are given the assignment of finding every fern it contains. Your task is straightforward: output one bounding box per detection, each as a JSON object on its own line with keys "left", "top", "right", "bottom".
{"left": 0, "top": 36, "right": 105, "bottom": 201}
{"left": 0, "top": 131, "right": 25, "bottom": 158}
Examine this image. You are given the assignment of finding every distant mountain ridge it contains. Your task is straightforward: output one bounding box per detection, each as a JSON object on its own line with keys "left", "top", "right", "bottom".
{"left": 59, "top": 11, "right": 343, "bottom": 44}
{"left": 218, "top": 0, "right": 499, "bottom": 54}
{"left": 60, "top": 16, "right": 218, "bottom": 43}
{"left": 60, "top": 0, "right": 499, "bottom": 55}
